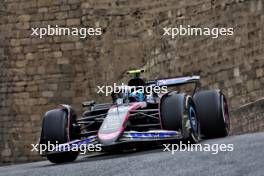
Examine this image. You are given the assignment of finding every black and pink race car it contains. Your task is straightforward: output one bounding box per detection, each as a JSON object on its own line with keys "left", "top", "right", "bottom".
{"left": 39, "top": 70, "right": 230, "bottom": 163}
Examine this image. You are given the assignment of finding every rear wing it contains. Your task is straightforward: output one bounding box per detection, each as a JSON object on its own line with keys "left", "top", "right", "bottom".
{"left": 147, "top": 76, "right": 200, "bottom": 95}
{"left": 147, "top": 76, "right": 200, "bottom": 87}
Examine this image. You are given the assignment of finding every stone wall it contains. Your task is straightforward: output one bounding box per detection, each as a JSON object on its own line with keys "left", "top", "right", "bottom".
{"left": 230, "top": 98, "right": 264, "bottom": 135}
{"left": 0, "top": 0, "right": 263, "bottom": 163}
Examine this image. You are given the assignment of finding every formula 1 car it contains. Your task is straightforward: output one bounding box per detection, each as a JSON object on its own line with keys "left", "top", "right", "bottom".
{"left": 39, "top": 69, "right": 230, "bottom": 163}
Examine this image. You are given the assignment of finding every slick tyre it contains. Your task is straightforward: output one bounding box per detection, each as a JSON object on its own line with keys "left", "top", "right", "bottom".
{"left": 41, "top": 108, "right": 79, "bottom": 163}
{"left": 194, "top": 90, "right": 230, "bottom": 138}
{"left": 160, "top": 92, "right": 200, "bottom": 142}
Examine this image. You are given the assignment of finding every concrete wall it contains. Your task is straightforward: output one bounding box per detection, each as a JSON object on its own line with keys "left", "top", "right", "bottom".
{"left": 0, "top": 0, "right": 263, "bottom": 163}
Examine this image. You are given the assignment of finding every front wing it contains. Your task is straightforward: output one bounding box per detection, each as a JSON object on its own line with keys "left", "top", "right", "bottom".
{"left": 40, "top": 130, "right": 183, "bottom": 156}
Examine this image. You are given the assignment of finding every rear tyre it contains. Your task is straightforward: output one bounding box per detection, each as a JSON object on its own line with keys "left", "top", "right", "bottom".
{"left": 160, "top": 92, "right": 200, "bottom": 143}
{"left": 194, "top": 90, "right": 230, "bottom": 138}
{"left": 41, "top": 108, "right": 79, "bottom": 163}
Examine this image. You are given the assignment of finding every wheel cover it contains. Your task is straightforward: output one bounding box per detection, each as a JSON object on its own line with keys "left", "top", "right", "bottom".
{"left": 188, "top": 105, "right": 199, "bottom": 142}
{"left": 221, "top": 96, "right": 230, "bottom": 132}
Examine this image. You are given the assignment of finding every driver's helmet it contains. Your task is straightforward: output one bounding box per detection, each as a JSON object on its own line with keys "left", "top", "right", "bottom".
{"left": 128, "top": 90, "right": 145, "bottom": 102}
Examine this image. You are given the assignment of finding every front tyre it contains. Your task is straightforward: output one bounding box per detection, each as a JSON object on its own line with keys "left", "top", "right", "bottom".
{"left": 40, "top": 108, "right": 79, "bottom": 163}
{"left": 160, "top": 92, "right": 200, "bottom": 143}
{"left": 194, "top": 90, "right": 230, "bottom": 138}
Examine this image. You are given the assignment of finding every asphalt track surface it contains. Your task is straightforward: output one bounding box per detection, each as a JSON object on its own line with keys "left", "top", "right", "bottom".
{"left": 0, "top": 132, "right": 263, "bottom": 176}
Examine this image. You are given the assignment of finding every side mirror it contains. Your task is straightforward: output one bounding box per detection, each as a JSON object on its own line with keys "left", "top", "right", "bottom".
{"left": 82, "top": 100, "right": 96, "bottom": 107}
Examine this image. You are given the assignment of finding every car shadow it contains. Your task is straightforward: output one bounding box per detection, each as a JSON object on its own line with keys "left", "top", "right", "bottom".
{"left": 37, "top": 145, "right": 164, "bottom": 168}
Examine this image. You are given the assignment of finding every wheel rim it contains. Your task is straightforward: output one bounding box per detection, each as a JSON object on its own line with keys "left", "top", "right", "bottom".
{"left": 189, "top": 105, "right": 198, "bottom": 134}
{"left": 221, "top": 95, "right": 230, "bottom": 132}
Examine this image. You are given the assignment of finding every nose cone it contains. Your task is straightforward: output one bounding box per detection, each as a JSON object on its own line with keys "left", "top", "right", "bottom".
{"left": 98, "top": 105, "right": 130, "bottom": 145}
{"left": 98, "top": 131, "right": 121, "bottom": 145}
{"left": 97, "top": 102, "right": 147, "bottom": 145}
